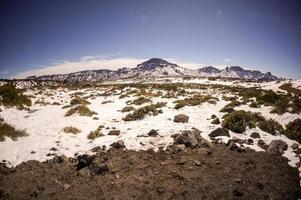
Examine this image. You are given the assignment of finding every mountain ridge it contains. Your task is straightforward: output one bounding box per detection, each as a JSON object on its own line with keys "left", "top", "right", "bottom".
{"left": 26, "top": 58, "right": 281, "bottom": 83}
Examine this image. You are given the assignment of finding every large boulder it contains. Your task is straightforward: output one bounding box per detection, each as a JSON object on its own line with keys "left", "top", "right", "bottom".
{"left": 250, "top": 132, "right": 260, "bottom": 139}
{"left": 174, "top": 130, "right": 198, "bottom": 147}
{"left": 174, "top": 114, "right": 189, "bottom": 123}
{"left": 110, "top": 140, "right": 125, "bottom": 149}
{"left": 267, "top": 140, "right": 288, "bottom": 155}
{"left": 209, "top": 128, "right": 230, "bottom": 137}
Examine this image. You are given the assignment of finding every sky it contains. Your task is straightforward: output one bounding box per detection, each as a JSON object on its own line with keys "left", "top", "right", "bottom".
{"left": 0, "top": 0, "right": 300, "bottom": 79}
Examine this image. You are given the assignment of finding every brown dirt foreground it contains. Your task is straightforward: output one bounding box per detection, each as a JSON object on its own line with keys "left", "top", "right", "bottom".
{"left": 0, "top": 144, "right": 300, "bottom": 200}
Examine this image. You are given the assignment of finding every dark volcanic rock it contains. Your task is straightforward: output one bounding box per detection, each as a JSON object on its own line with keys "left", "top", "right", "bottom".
{"left": 250, "top": 132, "right": 260, "bottom": 139}
{"left": 174, "top": 130, "right": 198, "bottom": 148}
{"left": 148, "top": 129, "right": 159, "bottom": 137}
{"left": 267, "top": 140, "right": 288, "bottom": 155}
{"left": 108, "top": 130, "right": 121, "bottom": 136}
{"left": 174, "top": 114, "right": 189, "bottom": 123}
{"left": 209, "top": 128, "right": 230, "bottom": 137}
{"left": 110, "top": 140, "right": 125, "bottom": 149}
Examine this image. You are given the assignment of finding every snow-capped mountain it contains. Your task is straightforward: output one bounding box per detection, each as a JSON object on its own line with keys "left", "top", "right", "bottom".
{"left": 26, "top": 58, "right": 281, "bottom": 83}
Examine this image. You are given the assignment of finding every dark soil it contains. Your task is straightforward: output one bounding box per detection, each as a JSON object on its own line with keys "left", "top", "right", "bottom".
{"left": 0, "top": 144, "right": 300, "bottom": 200}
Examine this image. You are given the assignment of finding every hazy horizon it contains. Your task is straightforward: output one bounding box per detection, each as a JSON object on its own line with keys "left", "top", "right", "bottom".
{"left": 0, "top": 0, "right": 300, "bottom": 79}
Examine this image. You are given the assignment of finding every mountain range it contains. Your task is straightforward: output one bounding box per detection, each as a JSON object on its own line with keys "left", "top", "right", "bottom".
{"left": 26, "top": 58, "right": 280, "bottom": 83}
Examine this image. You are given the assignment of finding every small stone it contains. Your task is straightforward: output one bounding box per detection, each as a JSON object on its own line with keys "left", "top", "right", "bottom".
{"left": 211, "top": 114, "right": 217, "bottom": 119}
{"left": 246, "top": 138, "right": 253, "bottom": 145}
{"left": 92, "top": 163, "right": 109, "bottom": 175}
{"left": 177, "top": 159, "right": 186, "bottom": 165}
{"left": 211, "top": 118, "right": 220, "bottom": 125}
{"left": 50, "top": 147, "right": 58, "bottom": 151}
{"left": 110, "top": 140, "right": 125, "bottom": 149}
{"left": 291, "top": 143, "right": 299, "bottom": 150}
{"left": 250, "top": 132, "right": 260, "bottom": 139}
{"left": 148, "top": 129, "right": 159, "bottom": 137}
{"left": 258, "top": 139, "right": 268, "bottom": 150}
{"left": 193, "top": 160, "right": 201, "bottom": 166}
{"left": 108, "top": 130, "right": 121, "bottom": 136}
{"left": 174, "top": 130, "right": 198, "bottom": 147}
{"left": 174, "top": 114, "right": 189, "bottom": 123}
{"left": 198, "top": 147, "right": 212, "bottom": 155}
{"left": 175, "top": 144, "right": 186, "bottom": 151}
{"left": 233, "top": 188, "right": 244, "bottom": 196}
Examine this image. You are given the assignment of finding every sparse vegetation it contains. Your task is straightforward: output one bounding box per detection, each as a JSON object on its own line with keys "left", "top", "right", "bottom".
{"left": 174, "top": 95, "right": 216, "bottom": 109}
{"left": 70, "top": 96, "right": 90, "bottom": 105}
{"left": 283, "top": 119, "right": 301, "bottom": 143}
{"left": 65, "top": 105, "right": 97, "bottom": 117}
{"left": 87, "top": 125, "right": 105, "bottom": 140}
{"left": 0, "top": 122, "right": 27, "bottom": 141}
{"left": 63, "top": 126, "right": 81, "bottom": 134}
{"left": 279, "top": 83, "right": 301, "bottom": 95}
{"left": 121, "top": 106, "right": 134, "bottom": 112}
{"left": 124, "top": 104, "right": 160, "bottom": 121}
{"left": 0, "top": 84, "right": 31, "bottom": 108}
{"left": 258, "top": 119, "right": 283, "bottom": 135}
{"left": 131, "top": 96, "right": 152, "bottom": 105}
{"left": 222, "top": 110, "right": 264, "bottom": 133}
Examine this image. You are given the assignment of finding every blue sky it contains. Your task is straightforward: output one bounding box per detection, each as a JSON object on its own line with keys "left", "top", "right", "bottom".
{"left": 0, "top": 0, "right": 300, "bottom": 79}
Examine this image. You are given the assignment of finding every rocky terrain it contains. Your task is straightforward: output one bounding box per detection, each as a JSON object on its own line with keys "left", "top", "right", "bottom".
{"left": 0, "top": 77, "right": 300, "bottom": 199}
{"left": 1, "top": 134, "right": 300, "bottom": 200}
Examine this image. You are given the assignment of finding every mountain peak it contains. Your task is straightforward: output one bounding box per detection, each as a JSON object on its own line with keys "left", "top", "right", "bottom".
{"left": 25, "top": 58, "right": 281, "bottom": 83}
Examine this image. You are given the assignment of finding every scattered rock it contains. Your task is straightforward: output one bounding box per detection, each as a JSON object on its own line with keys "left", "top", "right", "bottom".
{"left": 211, "top": 118, "right": 220, "bottom": 125}
{"left": 108, "top": 130, "right": 121, "bottom": 136}
{"left": 258, "top": 140, "right": 268, "bottom": 150}
{"left": 110, "top": 140, "right": 125, "bottom": 149}
{"left": 291, "top": 143, "right": 299, "bottom": 150}
{"left": 211, "top": 114, "right": 217, "bottom": 119}
{"left": 54, "top": 155, "right": 68, "bottom": 163}
{"left": 233, "top": 188, "right": 244, "bottom": 197}
{"left": 148, "top": 129, "right": 159, "bottom": 137}
{"left": 175, "top": 144, "right": 186, "bottom": 151}
{"left": 267, "top": 140, "right": 288, "bottom": 156}
{"left": 50, "top": 147, "right": 58, "bottom": 151}
{"left": 174, "top": 114, "right": 189, "bottom": 123}
{"left": 250, "top": 132, "right": 260, "bottom": 139}
{"left": 230, "top": 136, "right": 246, "bottom": 144}
{"left": 91, "top": 163, "right": 109, "bottom": 175}
{"left": 246, "top": 138, "right": 254, "bottom": 145}
{"left": 177, "top": 159, "right": 186, "bottom": 165}
{"left": 174, "top": 130, "right": 198, "bottom": 148}
{"left": 209, "top": 128, "right": 230, "bottom": 137}
{"left": 193, "top": 160, "right": 201, "bottom": 166}
{"left": 30, "top": 151, "right": 36, "bottom": 154}
{"left": 198, "top": 147, "right": 212, "bottom": 155}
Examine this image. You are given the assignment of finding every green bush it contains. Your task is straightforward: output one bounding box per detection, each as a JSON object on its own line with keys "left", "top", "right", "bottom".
{"left": 121, "top": 106, "right": 134, "bottom": 112}
{"left": 0, "top": 122, "right": 27, "bottom": 141}
{"left": 131, "top": 96, "right": 152, "bottom": 105}
{"left": 283, "top": 119, "right": 301, "bottom": 143}
{"left": 258, "top": 119, "right": 283, "bottom": 135}
{"left": 124, "top": 104, "right": 159, "bottom": 121}
{"left": 63, "top": 126, "right": 81, "bottom": 134}
{"left": 249, "top": 101, "right": 260, "bottom": 108}
{"left": 0, "top": 84, "right": 31, "bottom": 108}
{"left": 222, "top": 110, "right": 264, "bottom": 133}
{"left": 174, "top": 95, "right": 216, "bottom": 109}
{"left": 87, "top": 125, "right": 104, "bottom": 140}
{"left": 70, "top": 96, "right": 90, "bottom": 105}
{"left": 65, "top": 105, "right": 97, "bottom": 117}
